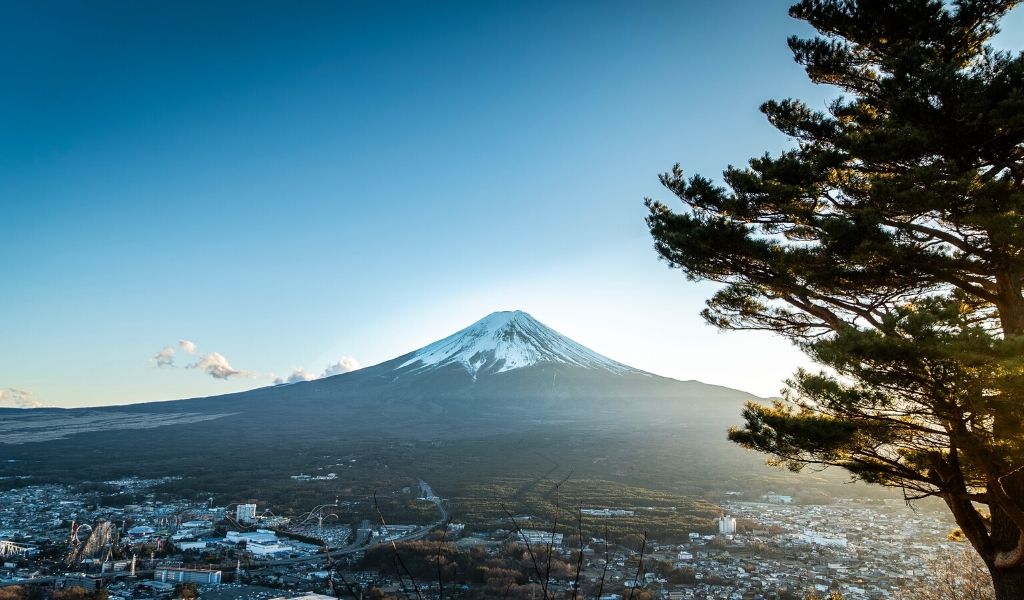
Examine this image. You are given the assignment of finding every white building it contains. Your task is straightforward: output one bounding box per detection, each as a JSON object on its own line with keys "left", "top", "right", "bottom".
{"left": 127, "top": 525, "right": 155, "bottom": 538}
{"left": 797, "top": 532, "right": 848, "bottom": 547}
{"left": 236, "top": 504, "right": 257, "bottom": 524}
{"left": 154, "top": 567, "right": 222, "bottom": 585}
{"left": 371, "top": 525, "right": 418, "bottom": 543}
{"left": 246, "top": 541, "right": 293, "bottom": 556}
{"left": 717, "top": 515, "right": 737, "bottom": 535}
{"left": 172, "top": 529, "right": 202, "bottom": 541}
{"left": 100, "top": 560, "right": 130, "bottom": 573}
{"left": 225, "top": 529, "right": 278, "bottom": 544}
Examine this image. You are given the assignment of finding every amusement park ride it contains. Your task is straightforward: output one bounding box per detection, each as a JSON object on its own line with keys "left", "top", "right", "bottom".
{"left": 293, "top": 500, "right": 341, "bottom": 538}
{"left": 0, "top": 539, "right": 34, "bottom": 558}
{"left": 49, "top": 496, "right": 370, "bottom": 575}
{"left": 222, "top": 499, "right": 342, "bottom": 538}
{"left": 65, "top": 519, "right": 125, "bottom": 564}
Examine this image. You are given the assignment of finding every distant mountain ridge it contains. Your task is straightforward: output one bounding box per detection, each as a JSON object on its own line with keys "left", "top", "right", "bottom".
{"left": 1, "top": 310, "right": 764, "bottom": 445}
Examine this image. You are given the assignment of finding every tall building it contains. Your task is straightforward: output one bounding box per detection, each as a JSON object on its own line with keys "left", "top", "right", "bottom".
{"left": 236, "top": 503, "right": 257, "bottom": 524}
{"left": 717, "top": 515, "right": 737, "bottom": 535}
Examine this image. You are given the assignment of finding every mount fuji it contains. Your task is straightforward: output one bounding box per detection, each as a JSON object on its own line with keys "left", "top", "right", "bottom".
{"left": 0, "top": 310, "right": 775, "bottom": 497}
{"left": 263, "top": 309, "right": 754, "bottom": 412}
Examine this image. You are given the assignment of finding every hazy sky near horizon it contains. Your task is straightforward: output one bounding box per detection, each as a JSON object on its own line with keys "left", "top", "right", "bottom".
{"left": 4, "top": 1, "right": 1024, "bottom": 408}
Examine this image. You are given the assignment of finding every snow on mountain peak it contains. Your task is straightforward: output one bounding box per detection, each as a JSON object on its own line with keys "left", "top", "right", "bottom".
{"left": 399, "top": 310, "right": 637, "bottom": 376}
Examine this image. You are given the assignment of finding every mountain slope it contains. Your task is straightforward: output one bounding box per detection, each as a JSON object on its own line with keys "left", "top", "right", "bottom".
{"left": 393, "top": 310, "right": 637, "bottom": 377}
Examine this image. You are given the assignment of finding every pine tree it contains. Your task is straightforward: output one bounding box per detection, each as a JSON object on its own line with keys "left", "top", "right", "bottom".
{"left": 644, "top": 1, "right": 1024, "bottom": 597}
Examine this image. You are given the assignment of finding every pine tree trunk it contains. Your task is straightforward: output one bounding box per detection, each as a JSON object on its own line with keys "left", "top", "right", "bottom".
{"left": 985, "top": 312, "right": 1024, "bottom": 600}
{"left": 988, "top": 467, "right": 1024, "bottom": 600}
{"left": 989, "top": 566, "right": 1024, "bottom": 600}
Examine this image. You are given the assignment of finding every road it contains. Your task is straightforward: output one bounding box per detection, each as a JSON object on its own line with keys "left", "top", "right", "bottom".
{"left": 402, "top": 479, "right": 449, "bottom": 541}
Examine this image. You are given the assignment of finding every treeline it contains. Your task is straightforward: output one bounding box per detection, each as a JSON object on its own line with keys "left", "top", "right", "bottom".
{"left": 448, "top": 477, "right": 720, "bottom": 543}
{"left": 0, "top": 587, "right": 107, "bottom": 600}
{"left": 354, "top": 537, "right": 651, "bottom": 600}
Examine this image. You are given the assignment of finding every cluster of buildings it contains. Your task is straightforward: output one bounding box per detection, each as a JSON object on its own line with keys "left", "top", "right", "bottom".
{"left": 222, "top": 529, "right": 318, "bottom": 557}
{"left": 0, "top": 478, "right": 978, "bottom": 600}
{"left": 0, "top": 478, "right": 451, "bottom": 598}
{"left": 617, "top": 497, "right": 963, "bottom": 599}
{"left": 0, "top": 479, "right": 211, "bottom": 559}
{"left": 449, "top": 497, "right": 967, "bottom": 599}
{"left": 0, "top": 481, "right": 324, "bottom": 591}
{"left": 369, "top": 524, "right": 419, "bottom": 544}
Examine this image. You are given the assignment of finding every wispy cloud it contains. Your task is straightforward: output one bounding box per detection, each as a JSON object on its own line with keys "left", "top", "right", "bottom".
{"left": 152, "top": 340, "right": 252, "bottom": 380}
{"left": 187, "top": 352, "right": 251, "bottom": 380}
{"left": 0, "top": 388, "right": 45, "bottom": 409}
{"left": 322, "top": 356, "right": 360, "bottom": 377}
{"left": 153, "top": 346, "right": 176, "bottom": 367}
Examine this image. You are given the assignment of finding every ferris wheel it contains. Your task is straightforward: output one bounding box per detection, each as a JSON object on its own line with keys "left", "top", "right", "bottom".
{"left": 65, "top": 521, "right": 92, "bottom": 564}
{"left": 71, "top": 522, "right": 93, "bottom": 544}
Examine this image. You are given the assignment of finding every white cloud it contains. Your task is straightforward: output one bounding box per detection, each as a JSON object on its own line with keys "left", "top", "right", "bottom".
{"left": 322, "top": 356, "right": 360, "bottom": 377}
{"left": 153, "top": 346, "right": 175, "bottom": 367}
{"left": 151, "top": 339, "right": 255, "bottom": 381}
{"left": 155, "top": 339, "right": 354, "bottom": 385}
{"left": 187, "top": 352, "right": 250, "bottom": 380}
{"left": 0, "top": 388, "right": 45, "bottom": 409}
{"left": 273, "top": 357, "right": 361, "bottom": 386}
{"left": 273, "top": 368, "right": 316, "bottom": 385}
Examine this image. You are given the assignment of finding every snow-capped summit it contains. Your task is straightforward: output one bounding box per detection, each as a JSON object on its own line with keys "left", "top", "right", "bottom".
{"left": 398, "top": 310, "right": 637, "bottom": 377}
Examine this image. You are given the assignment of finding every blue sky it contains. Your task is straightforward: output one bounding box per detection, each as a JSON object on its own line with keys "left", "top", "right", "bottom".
{"left": 3, "top": 1, "right": 1023, "bottom": 407}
